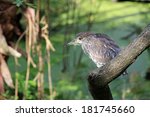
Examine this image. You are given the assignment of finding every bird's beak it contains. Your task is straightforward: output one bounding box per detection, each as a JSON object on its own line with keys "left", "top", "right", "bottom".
{"left": 68, "top": 39, "right": 77, "bottom": 45}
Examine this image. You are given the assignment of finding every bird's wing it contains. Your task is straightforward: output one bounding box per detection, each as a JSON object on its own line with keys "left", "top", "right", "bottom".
{"left": 82, "top": 33, "right": 121, "bottom": 64}
{"left": 94, "top": 33, "right": 121, "bottom": 59}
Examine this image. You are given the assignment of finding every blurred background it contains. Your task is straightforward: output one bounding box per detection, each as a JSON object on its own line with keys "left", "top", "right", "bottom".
{"left": 1, "top": 0, "right": 150, "bottom": 100}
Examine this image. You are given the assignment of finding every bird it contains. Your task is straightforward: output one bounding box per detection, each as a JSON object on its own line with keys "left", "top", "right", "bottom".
{"left": 68, "top": 32, "right": 121, "bottom": 68}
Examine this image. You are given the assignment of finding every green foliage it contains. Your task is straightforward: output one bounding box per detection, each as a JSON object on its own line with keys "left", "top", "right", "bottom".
{"left": 13, "top": 0, "right": 36, "bottom": 8}
{"left": 13, "top": 0, "right": 24, "bottom": 7}
{"left": 5, "top": 0, "right": 150, "bottom": 99}
{"left": 55, "top": 78, "right": 79, "bottom": 99}
{"left": 54, "top": 72, "right": 90, "bottom": 100}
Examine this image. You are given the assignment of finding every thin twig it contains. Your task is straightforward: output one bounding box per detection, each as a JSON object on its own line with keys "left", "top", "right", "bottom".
{"left": 47, "top": 49, "right": 53, "bottom": 99}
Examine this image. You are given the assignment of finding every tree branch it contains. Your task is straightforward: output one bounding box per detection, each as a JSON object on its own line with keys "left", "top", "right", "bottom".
{"left": 88, "top": 24, "right": 150, "bottom": 99}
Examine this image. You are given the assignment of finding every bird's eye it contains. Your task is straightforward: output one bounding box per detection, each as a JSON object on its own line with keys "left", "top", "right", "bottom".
{"left": 78, "top": 37, "right": 82, "bottom": 40}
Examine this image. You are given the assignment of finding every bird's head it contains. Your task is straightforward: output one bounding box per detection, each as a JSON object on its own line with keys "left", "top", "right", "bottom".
{"left": 68, "top": 32, "right": 93, "bottom": 45}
